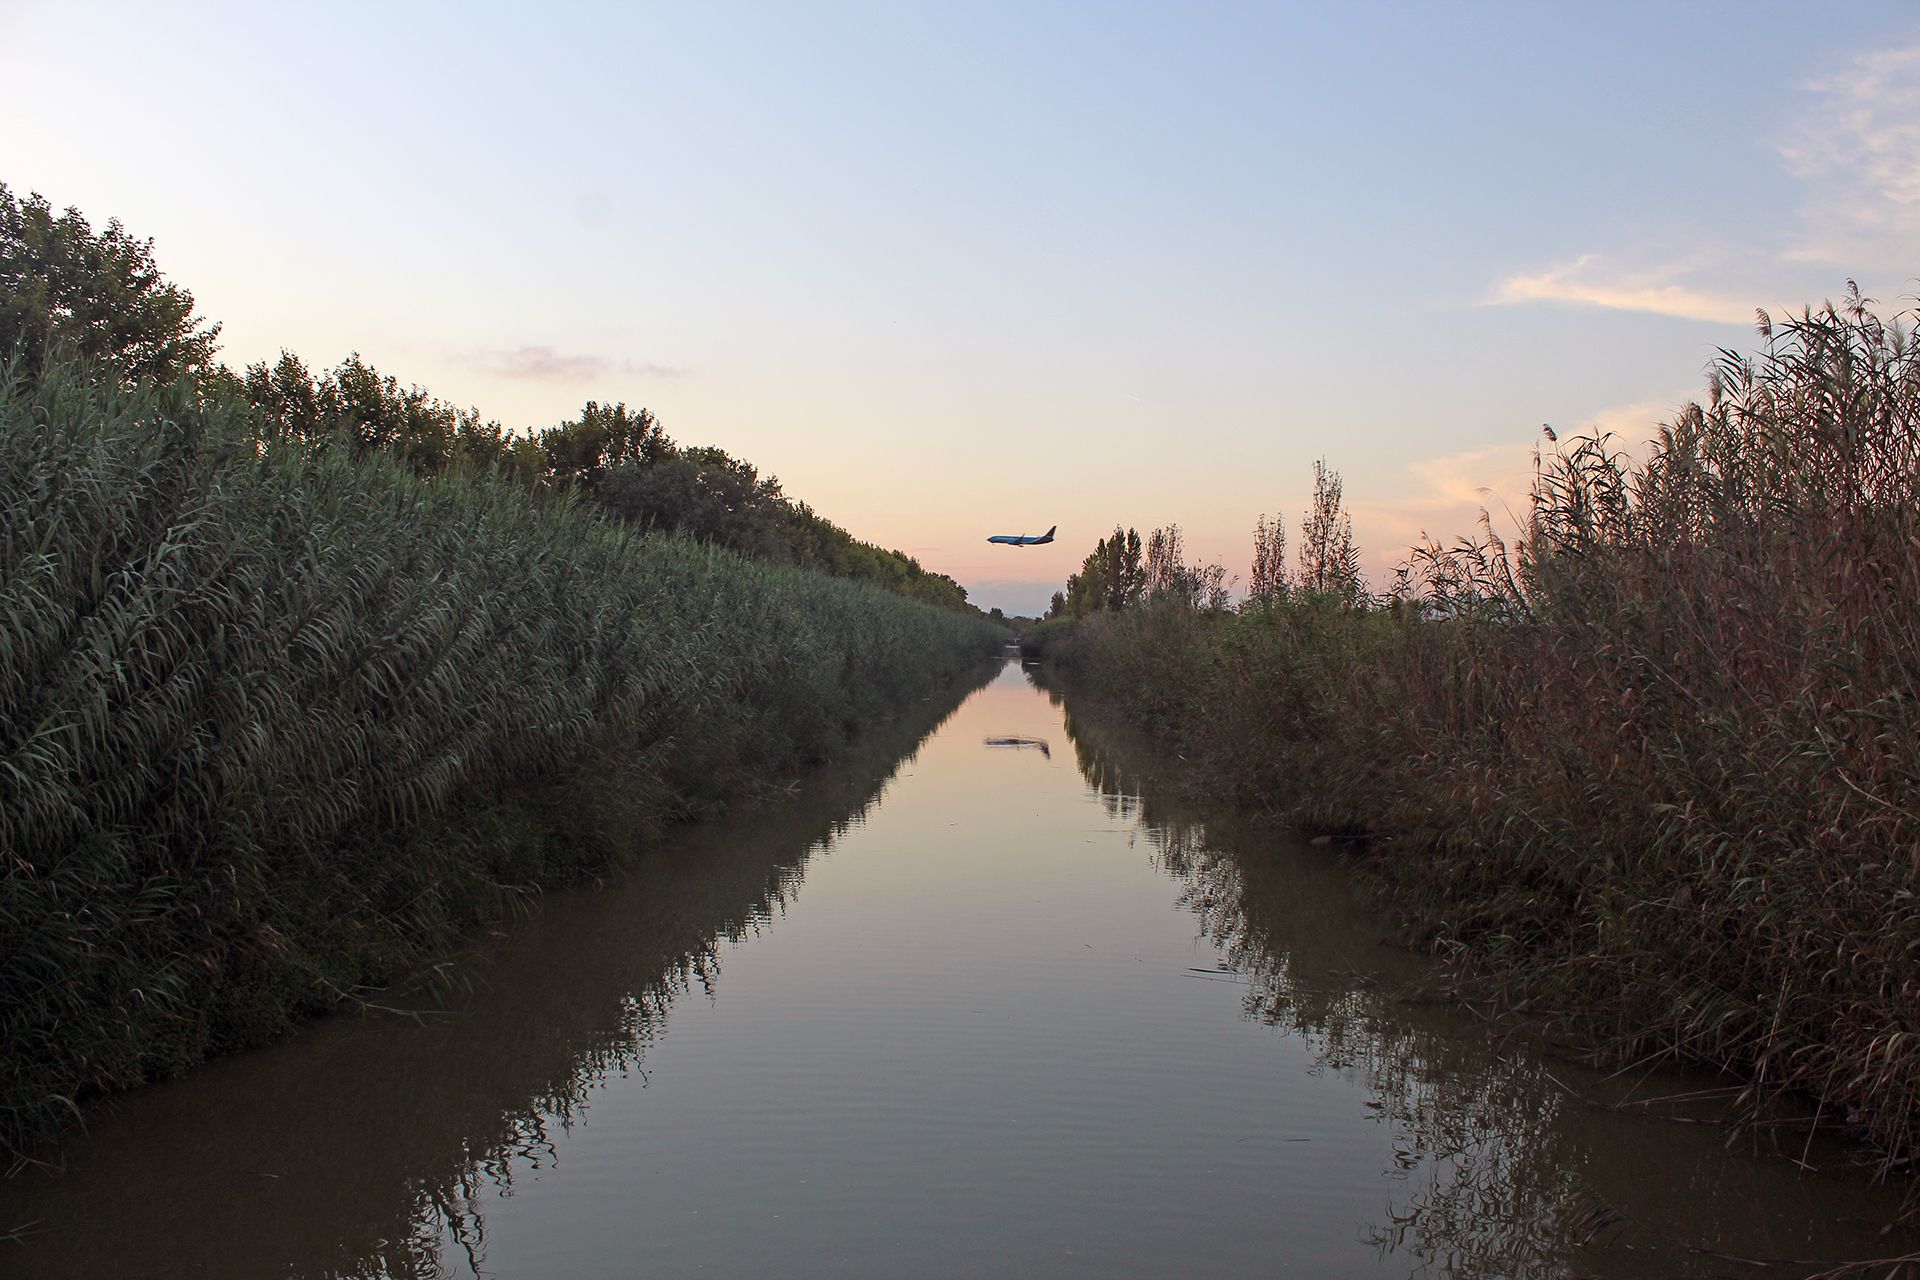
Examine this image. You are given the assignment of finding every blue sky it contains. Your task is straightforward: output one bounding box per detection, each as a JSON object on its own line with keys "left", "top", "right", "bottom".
{"left": 5, "top": 1, "right": 1918, "bottom": 613}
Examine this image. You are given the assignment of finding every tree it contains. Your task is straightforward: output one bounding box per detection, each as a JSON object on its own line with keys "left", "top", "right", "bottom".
{"left": 0, "top": 184, "right": 220, "bottom": 384}
{"left": 1105, "top": 527, "right": 1145, "bottom": 611}
{"left": 242, "top": 350, "right": 517, "bottom": 479}
{"left": 1063, "top": 536, "right": 1109, "bottom": 616}
{"left": 1297, "top": 458, "right": 1363, "bottom": 606}
{"left": 1144, "top": 524, "right": 1232, "bottom": 610}
{"left": 1145, "top": 525, "right": 1184, "bottom": 600}
{"left": 1064, "top": 526, "right": 1146, "bottom": 617}
{"left": 597, "top": 445, "right": 788, "bottom": 558}
{"left": 1248, "top": 512, "right": 1288, "bottom": 604}
{"left": 542, "top": 401, "right": 669, "bottom": 491}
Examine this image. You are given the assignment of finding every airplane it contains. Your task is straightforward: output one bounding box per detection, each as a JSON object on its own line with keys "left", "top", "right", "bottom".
{"left": 987, "top": 524, "right": 1056, "bottom": 547}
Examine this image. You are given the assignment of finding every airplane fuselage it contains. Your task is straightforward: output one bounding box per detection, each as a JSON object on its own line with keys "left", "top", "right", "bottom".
{"left": 987, "top": 524, "right": 1056, "bottom": 546}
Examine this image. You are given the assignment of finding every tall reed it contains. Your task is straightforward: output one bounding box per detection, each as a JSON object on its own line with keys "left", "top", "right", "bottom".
{"left": 0, "top": 364, "right": 1003, "bottom": 1159}
{"left": 1040, "top": 291, "right": 1920, "bottom": 1164}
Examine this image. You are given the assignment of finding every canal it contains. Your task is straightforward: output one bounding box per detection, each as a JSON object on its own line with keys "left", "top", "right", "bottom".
{"left": 3, "top": 659, "right": 1915, "bottom": 1277}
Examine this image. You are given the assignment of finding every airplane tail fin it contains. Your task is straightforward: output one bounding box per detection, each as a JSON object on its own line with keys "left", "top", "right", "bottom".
{"left": 1045, "top": 525, "right": 1056, "bottom": 538}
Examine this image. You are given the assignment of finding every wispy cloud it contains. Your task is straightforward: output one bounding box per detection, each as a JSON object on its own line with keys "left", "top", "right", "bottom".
{"left": 1491, "top": 38, "right": 1920, "bottom": 324}
{"left": 1489, "top": 255, "right": 1756, "bottom": 325}
{"left": 464, "top": 345, "right": 688, "bottom": 382}
{"left": 1579, "top": 395, "right": 1684, "bottom": 451}
{"left": 1351, "top": 394, "right": 1684, "bottom": 575}
{"left": 1349, "top": 439, "right": 1540, "bottom": 571}
{"left": 1779, "top": 42, "right": 1920, "bottom": 264}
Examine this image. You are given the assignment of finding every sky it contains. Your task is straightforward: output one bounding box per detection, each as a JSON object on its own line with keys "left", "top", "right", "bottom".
{"left": 5, "top": 2, "right": 1919, "bottom": 615}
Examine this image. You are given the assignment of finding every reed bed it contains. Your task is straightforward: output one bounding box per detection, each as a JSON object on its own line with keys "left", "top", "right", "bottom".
{"left": 0, "top": 365, "right": 1003, "bottom": 1160}
{"left": 1037, "top": 292, "right": 1920, "bottom": 1165}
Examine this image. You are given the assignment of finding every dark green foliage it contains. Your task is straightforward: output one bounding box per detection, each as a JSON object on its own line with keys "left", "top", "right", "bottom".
{"left": 539, "top": 399, "right": 672, "bottom": 489}
{"left": 1062, "top": 526, "right": 1144, "bottom": 616}
{"left": 239, "top": 349, "right": 975, "bottom": 611}
{"left": 1058, "top": 523, "right": 1230, "bottom": 619}
{"left": 1016, "top": 615, "right": 1078, "bottom": 663}
{"left": 1041, "top": 290, "right": 1920, "bottom": 1166}
{"left": 599, "top": 447, "right": 791, "bottom": 559}
{"left": 781, "top": 501, "right": 972, "bottom": 609}
{"left": 0, "top": 184, "right": 220, "bottom": 385}
{"left": 0, "top": 367, "right": 1003, "bottom": 1159}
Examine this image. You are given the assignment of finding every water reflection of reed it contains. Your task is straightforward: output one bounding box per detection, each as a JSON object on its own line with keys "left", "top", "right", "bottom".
{"left": 1057, "top": 695, "right": 1587, "bottom": 1277}
{"left": 1051, "top": 688, "right": 1918, "bottom": 1280}
{"left": 0, "top": 676, "right": 988, "bottom": 1280}
{"left": 1177, "top": 837, "right": 1588, "bottom": 1278}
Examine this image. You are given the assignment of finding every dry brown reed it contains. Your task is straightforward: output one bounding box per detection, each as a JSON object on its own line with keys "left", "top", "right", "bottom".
{"left": 1041, "top": 288, "right": 1920, "bottom": 1167}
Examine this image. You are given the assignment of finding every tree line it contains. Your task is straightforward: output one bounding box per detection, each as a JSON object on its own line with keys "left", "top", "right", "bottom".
{"left": 0, "top": 183, "right": 973, "bottom": 613}
{"left": 1046, "top": 457, "right": 1364, "bottom": 622}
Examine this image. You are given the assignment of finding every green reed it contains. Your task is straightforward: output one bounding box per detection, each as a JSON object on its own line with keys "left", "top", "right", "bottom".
{"left": 0, "top": 364, "right": 1003, "bottom": 1160}
{"left": 1041, "top": 289, "right": 1920, "bottom": 1166}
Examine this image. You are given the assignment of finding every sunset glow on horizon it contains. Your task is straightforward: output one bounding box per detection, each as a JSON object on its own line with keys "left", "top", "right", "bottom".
{"left": 7, "top": 1, "right": 1919, "bottom": 613}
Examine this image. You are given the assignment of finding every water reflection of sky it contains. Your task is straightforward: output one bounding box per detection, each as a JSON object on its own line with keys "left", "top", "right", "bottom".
{"left": 2, "top": 661, "right": 1914, "bottom": 1279}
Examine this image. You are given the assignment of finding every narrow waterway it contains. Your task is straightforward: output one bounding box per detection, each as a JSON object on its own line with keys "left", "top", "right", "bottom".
{"left": 4, "top": 659, "right": 1915, "bottom": 1278}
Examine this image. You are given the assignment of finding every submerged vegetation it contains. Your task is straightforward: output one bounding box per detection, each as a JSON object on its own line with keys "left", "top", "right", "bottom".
{"left": 1031, "top": 289, "right": 1920, "bottom": 1167}
{"left": 0, "top": 187, "right": 1004, "bottom": 1159}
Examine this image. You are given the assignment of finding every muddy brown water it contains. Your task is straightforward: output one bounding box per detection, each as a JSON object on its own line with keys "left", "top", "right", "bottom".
{"left": 3, "top": 659, "right": 1915, "bottom": 1278}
